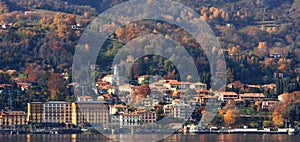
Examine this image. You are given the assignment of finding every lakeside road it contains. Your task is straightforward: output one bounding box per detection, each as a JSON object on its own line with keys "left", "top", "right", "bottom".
{"left": 0, "top": 127, "right": 299, "bottom": 135}
{"left": 1, "top": 133, "right": 300, "bottom": 142}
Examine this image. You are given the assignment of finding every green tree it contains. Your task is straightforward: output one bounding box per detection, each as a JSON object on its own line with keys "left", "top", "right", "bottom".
{"left": 156, "top": 108, "right": 165, "bottom": 121}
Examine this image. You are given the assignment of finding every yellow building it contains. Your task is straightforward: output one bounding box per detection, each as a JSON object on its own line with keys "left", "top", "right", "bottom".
{"left": 0, "top": 111, "right": 27, "bottom": 128}
{"left": 27, "top": 102, "right": 44, "bottom": 124}
{"left": 44, "top": 101, "right": 72, "bottom": 124}
{"left": 27, "top": 101, "right": 109, "bottom": 127}
{"left": 71, "top": 101, "right": 109, "bottom": 126}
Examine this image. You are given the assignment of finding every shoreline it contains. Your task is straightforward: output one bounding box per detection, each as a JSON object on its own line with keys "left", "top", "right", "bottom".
{"left": 0, "top": 129, "right": 299, "bottom": 135}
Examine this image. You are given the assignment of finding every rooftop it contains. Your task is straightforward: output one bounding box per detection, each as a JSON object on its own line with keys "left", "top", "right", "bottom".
{"left": 121, "top": 113, "right": 140, "bottom": 116}
{"left": 45, "top": 101, "right": 70, "bottom": 104}
{"left": 75, "top": 101, "right": 108, "bottom": 104}
{"left": 0, "top": 111, "right": 27, "bottom": 116}
{"left": 240, "top": 93, "right": 265, "bottom": 98}
{"left": 216, "top": 92, "right": 238, "bottom": 96}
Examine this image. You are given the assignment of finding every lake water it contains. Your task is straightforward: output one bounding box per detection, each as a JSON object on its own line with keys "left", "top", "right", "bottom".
{"left": 1, "top": 134, "right": 300, "bottom": 142}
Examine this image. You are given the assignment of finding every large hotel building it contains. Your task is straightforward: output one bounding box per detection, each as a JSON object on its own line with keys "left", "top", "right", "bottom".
{"left": 44, "top": 101, "right": 72, "bottom": 124}
{"left": 27, "top": 102, "right": 44, "bottom": 124}
{"left": 27, "top": 100, "right": 109, "bottom": 126}
{"left": 72, "top": 101, "right": 109, "bottom": 125}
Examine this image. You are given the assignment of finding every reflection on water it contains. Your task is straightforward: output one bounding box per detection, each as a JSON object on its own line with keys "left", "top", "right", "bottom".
{"left": 27, "top": 134, "right": 30, "bottom": 142}
{"left": 72, "top": 134, "right": 76, "bottom": 142}
{"left": 108, "top": 134, "right": 172, "bottom": 142}
{"left": 1, "top": 134, "right": 300, "bottom": 142}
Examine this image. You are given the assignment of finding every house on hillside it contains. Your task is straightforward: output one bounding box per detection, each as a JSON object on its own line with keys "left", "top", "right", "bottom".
{"left": 215, "top": 92, "right": 238, "bottom": 102}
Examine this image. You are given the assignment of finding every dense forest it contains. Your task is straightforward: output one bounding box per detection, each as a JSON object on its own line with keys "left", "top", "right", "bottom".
{"left": 0, "top": 0, "right": 299, "bottom": 94}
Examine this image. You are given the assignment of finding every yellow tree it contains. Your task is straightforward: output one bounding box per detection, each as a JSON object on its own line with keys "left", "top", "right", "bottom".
{"left": 255, "top": 100, "right": 262, "bottom": 112}
{"left": 50, "top": 13, "right": 75, "bottom": 39}
{"left": 224, "top": 109, "right": 239, "bottom": 126}
{"left": 272, "top": 109, "right": 284, "bottom": 127}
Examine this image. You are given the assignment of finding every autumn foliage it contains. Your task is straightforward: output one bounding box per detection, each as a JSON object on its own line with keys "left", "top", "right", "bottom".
{"left": 47, "top": 73, "right": 68, "bottom": 101}
{"left": 272, "top": 109, "right": 284, "bottom": 127}
{"left": 134, "top": 84, "right": 151, "bottom": 99}
{"left": 224, "top": 109, "right": 240, "bottom": 126}
{"left": 272, "top": 91, "right": 300, "bottom": 127}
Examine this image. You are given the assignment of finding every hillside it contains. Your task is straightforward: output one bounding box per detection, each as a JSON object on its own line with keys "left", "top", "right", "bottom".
{"left": 0, "top": 0, "right": 299, "bottom": 93}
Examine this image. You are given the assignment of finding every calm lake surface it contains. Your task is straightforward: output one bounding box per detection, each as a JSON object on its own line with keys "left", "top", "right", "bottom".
{"left": 1, "top": 134, "right": 300, "bottom": 142}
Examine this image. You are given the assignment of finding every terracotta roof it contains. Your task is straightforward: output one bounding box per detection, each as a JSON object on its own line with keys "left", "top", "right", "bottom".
{"left": 172, "top": 99, "right": 181, "bottom": 103}
{"left": 246, "top": 85, "right": 261, "bottom": 88}
{"left": 240, "top": 93, "right": 265, "bottom": 98}
{"left": 121, "top": 113, "right": 140, "bottom": 116}
{"left": 136, "top": 110, "right": 156, "bottom": 114}
{"left": 17, "top": 82, "right": 30, "bottom": 86}
{"left": 198, "top": 94, "right": 218, "bottom": 99}
{"left": 162, "top": 80, "right": 179, "bottom": 84}
{"left": 262, "top": 84, "right": 276, "bottom": 88}
{"left": 216, "top": 92, "right": 238, "bottom": 96}
{"left": 98, "top": 85, "right": 114, "bottom": 90}
{"left": 0, "top": 111, "right": 26, "bottom": 116}
{"left": 102, "top": 94, "right": 111, "bottom": 99}
{"left": 170, "top": 81, "right": 192, "bottom": 85}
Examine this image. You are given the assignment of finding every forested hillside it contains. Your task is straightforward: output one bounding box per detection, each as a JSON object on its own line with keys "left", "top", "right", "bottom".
{"left": 0, "top": 0, "right": 299, "bottom": 93}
